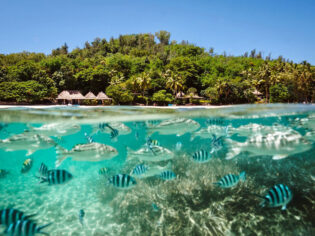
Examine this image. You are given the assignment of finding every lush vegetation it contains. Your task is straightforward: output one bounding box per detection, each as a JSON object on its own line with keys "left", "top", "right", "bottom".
{"left": 0, "top": 31, "right": 314, "bottom": 104}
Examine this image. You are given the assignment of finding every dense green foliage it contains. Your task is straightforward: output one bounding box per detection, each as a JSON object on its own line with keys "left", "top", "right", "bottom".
{"left": 0, "top": 31, "right": 314, "bottom": 104}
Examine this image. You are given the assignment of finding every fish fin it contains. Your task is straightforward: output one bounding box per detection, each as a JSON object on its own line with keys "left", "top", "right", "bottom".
{"left": 272, "top": 154, "right": 288, "bottom": 160}
{"left": 55, "top": 146, "right": 68, "bottom": 167}
{"left": 281, "top": 205, "right": 287, "bottom": 210}
{"left": 26, "top": 149, "right": 36, "bottom": 156}
{"left": 35, "top": 175, "right": 47, "bottom": 183}
{"left": 37, "top": 222, "right": 53, "bottom": 235}
{"left": 165, "top": 162, "right": 172, "bottom": 170}
{"left": 225, "top": 147, "right": 242, "bottom": 160}
{"left": 239, "top": 171, "right": 246, "bottom": 181}
{"left": 126, "top": 147, "right": 135, "bottom": 161}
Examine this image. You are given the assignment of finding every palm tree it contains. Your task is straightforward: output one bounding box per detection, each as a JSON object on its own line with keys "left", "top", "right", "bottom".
{"left": 136, "top": 72, "right": 151, "bottom": 97}
{"left": 255, "top": 62, "right": 272, "bottom": 103}
{"left": 164, "top": 70, "right": 185, "bottom": 95}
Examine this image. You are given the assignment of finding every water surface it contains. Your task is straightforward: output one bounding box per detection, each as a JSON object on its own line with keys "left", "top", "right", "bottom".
{"left": 0, "top": 104, "right": 314, "bottom": 235}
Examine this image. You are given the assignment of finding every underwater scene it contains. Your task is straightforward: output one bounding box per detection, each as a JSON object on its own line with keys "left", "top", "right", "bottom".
{"left": 0, "top": 104, "right": 314, "bottom": 236}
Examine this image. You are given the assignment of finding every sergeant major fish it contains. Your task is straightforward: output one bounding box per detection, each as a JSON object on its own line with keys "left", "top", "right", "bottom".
{"left": 130, "top": 162, "right": 172, "bottom": 179}
{"left": 4, "top": 220, "right": 52, "bottom": 236}
{"left": 108, "top": 174, "right": 137, "bottom": 189}
{"left": 55, "top": 142, "right": 118, "bottom": 167}
{"left": 214, "top": 172, "right": 246, "bottom": 188}
{"left": 192, "top": 149, "right": 212, "bottom": 163}
{"left": 147, "top": 118, "right": 200, "bottom": 136}
{"left": 39, "top": 169, "right": 73, "bottom": 185}
{"left": 0, "top": 208, "right": 36, "bottom": 226}
{"left": 159, "top": 170, "right": 176, "bottom": 180}
{"left": 257, "top": 184, "right": 293, "bottom": 210}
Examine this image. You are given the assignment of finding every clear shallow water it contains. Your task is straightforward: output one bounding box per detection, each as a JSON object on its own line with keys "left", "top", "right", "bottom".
{"left": 0, "top": 104, "right": 314, "bottom": 235}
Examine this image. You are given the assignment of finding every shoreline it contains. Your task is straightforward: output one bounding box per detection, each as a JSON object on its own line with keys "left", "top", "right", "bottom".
{"left": 0, "top": 104, "right": 233, "bottom": 109}
{"left": 0, "top": 103, "right": 314, "bottom": 110}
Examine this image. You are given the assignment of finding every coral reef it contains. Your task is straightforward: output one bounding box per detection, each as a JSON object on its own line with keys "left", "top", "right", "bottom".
{"left": 102, "top": 147, "right": 315, "bottom": 235}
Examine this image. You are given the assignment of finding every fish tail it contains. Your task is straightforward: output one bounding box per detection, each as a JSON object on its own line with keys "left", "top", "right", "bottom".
{"left": 37, "top": 222, "right": 53, "bottom": 235}
{"left": 55, "top": 146, "right": 68, "bottom": 167}
{"left": 165, "top": 161, "right": 172, "bottom": 170}
{"left": 35, "top": 175, "right": 47, "bottom": 183}
{"left": 213, "top": 182, "right": 221, "bottom": 186}
{"left": 239, "top": 171, "right": 246, "bottom": 181}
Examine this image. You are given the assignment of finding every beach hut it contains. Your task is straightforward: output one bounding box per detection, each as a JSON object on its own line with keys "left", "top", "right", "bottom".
{"left": 85, "top": 92, "right": 97, "bottom": 99}
{"left": 175, "top": 91, "right": 186, "bottom": 99}
{"left": 56, "top": 90, "right": 85, "bottom": 105}
{"left": 96, "top": 92, "right": 112, "bottom": 105}
{"left": 56, "top": 91, "right": 71, "bottom": 104}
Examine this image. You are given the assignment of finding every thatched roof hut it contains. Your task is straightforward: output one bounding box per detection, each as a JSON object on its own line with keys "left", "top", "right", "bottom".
{"left": 85, "top": 92, "right": 97, "bottom": 99}
{"left": 175, "top": 91, "right": 185, "bottom": 99}
{"left": 185, "top": 93, "right": 204, "bottom": 99}
{"left": 69, "top": 91, "right": 85, "bottom": 100}
{"left": 252, "top": 89, "right": 263, "bottom": 96}
{"left": 56, "top": 90, "right": 71, "bottom": 100}
{"left": 96, "top": 92, "right": 111, "bottom": 100}
{"left": 56, "top": 90, "right": 85, "bottom": 104}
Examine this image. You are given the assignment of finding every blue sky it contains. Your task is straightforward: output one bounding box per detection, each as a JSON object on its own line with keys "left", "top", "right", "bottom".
{"left": 1, "top": 0, "right": 314, "bottom": 64}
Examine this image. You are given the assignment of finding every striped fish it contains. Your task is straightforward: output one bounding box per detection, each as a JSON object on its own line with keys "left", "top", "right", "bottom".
{"left": 146, "top": 138, "right": 160, "bottom": 147}
{"left": 21, "top": 159, "right": 33, "bottom": 173}
{"left": 0, "top": 169, "right": 9, "bottom": 178}
{"left": 0, "top": 208, "right": 35, "bottom": 226}
{"left": 38, "top": 163, "right": 49, "bottom": 178}
{"left": 4, "top": 220, "right": 52, "bottom": 236}
{"left": 108, "top": 174, "right": 137, "bottom": 189}
{"left": 214, "top": 171, "right": 246, "bottom": 188}
{"left": 192, "top": 150, "right": 212, "bottom": 163}
{"left": 40, "top": 169, "right": 73, "bottom": 185}
{"left": 259, "top": 184, "right": 293, "bottom": 210}
{"left": 159, "top": 170, "right": 176, "bottom": 180}
{"left": 131, "top": 164, "right": 148, "bottom": 176}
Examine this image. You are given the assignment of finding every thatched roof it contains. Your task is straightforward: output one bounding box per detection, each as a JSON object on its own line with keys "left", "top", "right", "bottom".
{"left": 56, "top": 91, "right": 70, "bottom": 100}
{"left": 252, "top": 89, "right": 263, "bottom": 96}
{"left": 175, "top": 91, "right": 185, "bottom": 99}
{"left": 85, "top": 92, "right": 97, "bottom": 99}
{"left": 96, "top": 92, "right": 111, "bottom": 100}
{"left": 186, "top": 94, "right": 204, "bottom": 99}
{"left": 56, "top": 90, "right": 85, "bottom": 100}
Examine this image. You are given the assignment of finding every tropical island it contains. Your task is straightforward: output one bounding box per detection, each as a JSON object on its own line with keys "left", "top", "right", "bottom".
{"left": 0, "top": 31, "right": 314, "bottom": 106}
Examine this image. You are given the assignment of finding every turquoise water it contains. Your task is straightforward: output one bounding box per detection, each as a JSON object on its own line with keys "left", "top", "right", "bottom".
{"left": 0, "top": 104, "right": 314, "bottom": 235}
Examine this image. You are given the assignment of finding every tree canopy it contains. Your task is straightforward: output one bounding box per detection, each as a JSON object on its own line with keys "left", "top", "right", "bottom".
{"left": 0, "top": 31, "right": 314, "bottom": 104}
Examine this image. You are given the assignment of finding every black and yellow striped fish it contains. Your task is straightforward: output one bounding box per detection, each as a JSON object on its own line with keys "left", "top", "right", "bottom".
{"left": 21, "top": 158, "right": 33, "bottom": 173}
{"left": 99, "top": 167, "right": 109, "bottom": 175}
